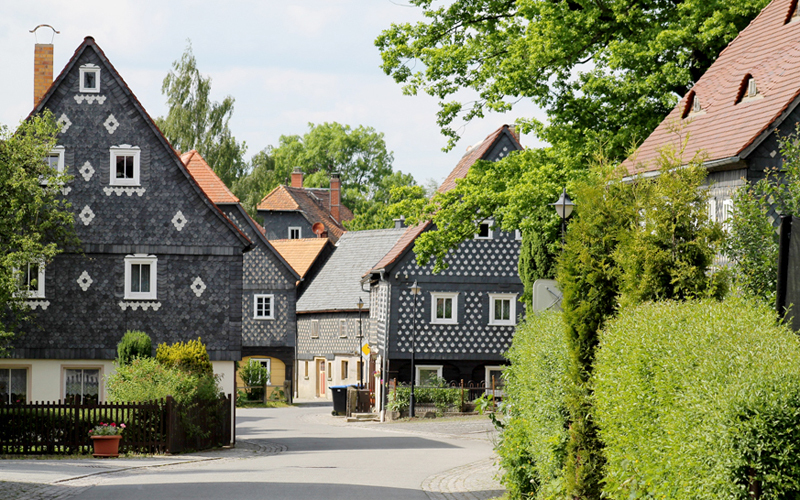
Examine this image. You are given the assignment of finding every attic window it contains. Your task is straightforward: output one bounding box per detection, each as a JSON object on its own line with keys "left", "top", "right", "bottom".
{"left": 79, "top": 64, "right": 100, "bottom": 93}
{"left": 682, "top": 91, "right": 699, "bottom": 118}
{"left": 736, "top": 74, "right": 760, "bottom": 103}
{"left": 787, "top": 0, "right": 800, "bottom": 23}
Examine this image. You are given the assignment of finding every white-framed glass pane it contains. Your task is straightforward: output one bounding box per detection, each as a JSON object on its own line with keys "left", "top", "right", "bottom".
{"left": 0, "top": 369, "right": 27, "bottom": 404}
{"left": 65, "top": 368, "right": 100, "bottom": 404}
{"left": 419, "top": 369, "right": 439, "bottom": 386}
{"left": 436, "top": 297, "right": 452, "bottom": 319}
{"left": 84, "top": 71, "right": 96, "bottom": 90}
{"left": 116, "top": 155, "right": 134, "bottom": 179}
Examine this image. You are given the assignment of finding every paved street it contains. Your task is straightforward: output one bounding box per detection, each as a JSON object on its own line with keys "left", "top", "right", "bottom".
{"left": 0, "top": 402, "right": 504, "bottom": 500}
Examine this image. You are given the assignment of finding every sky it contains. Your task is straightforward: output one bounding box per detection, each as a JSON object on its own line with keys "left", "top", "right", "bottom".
{"left": 0, "top": 1, "right": 546, "bottom": 187}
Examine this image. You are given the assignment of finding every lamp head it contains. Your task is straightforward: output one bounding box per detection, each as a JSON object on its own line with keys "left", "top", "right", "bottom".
{"left": 550, "top": 188, "right": 575, "bottom": 219}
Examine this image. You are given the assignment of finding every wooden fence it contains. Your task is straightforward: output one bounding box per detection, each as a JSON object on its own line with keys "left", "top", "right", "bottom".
{"left": 0, "top": 395, "right": 232, "bottom": 455}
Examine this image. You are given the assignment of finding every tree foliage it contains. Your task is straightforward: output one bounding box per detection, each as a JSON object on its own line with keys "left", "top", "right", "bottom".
{"left": 156, "top": 41, "right": 247, "bottom": 186}
{"left": 344, "top": 184, "right": 428, "bottom": 231}
{"left": 0, "top": 111, "right": 77, "bottom": 356}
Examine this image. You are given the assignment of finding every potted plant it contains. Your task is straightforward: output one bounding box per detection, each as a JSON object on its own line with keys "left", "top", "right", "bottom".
{"left": 89, "top": 422, "right": 126, "bottom": 458}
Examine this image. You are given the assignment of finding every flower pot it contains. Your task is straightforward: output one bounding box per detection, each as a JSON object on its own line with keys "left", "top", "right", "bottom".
{"left": 91, "top": 435, "right": 122, "bottom": 458}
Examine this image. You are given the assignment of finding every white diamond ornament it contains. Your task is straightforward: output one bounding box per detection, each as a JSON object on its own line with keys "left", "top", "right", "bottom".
{"left": 172, "top": 211, "right": 188, "bottom": 231}
{"left": 79, "top": 161, "right": 95, "bottom": 181}
{"left": 78, "top": 205, "right": 95, "bottom": 225}
{"left": 77, "top": 271, "right": 93, "bottom": 291}
{"left": 190, "top": 277, "right": 207, "bottom": 297}
{"left": 104, "top": 114, "right": 119, "bottom": 134}
{"left": 58, "top": 114, "right": 72, "bottom": 133}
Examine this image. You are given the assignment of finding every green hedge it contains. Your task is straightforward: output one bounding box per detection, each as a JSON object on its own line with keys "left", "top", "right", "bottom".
{"left": 387, "top": 380, "right": 463, "bottom": 415}
{"left": 499, "top": 311, "right": 569, "bottom": 499}
{"left": 594, "top": 298, "right": 800, "bottom": 499}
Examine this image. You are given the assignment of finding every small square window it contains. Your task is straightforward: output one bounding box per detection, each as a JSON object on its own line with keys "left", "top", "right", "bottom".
{"left": 124, "top": 254, "right": 157, "bottom": 300}
{"left": 431, "top": 292, "right": 458, "bottom": 324}
{"left": 79, "top": 64, "right": 100, "bottom": 93}
{"left": 415, "top": 365, "right": 443, "bottom": 386}
{"left": 109, "top": 146, "right": 141, "bottom": 186}
{"left": 339, "top": 319, "right": 348, "bottom": 338}
{"left": 489, "top": 293, "right": 517, "bottom": 326}
{"left": 254, "top": 294, "right": 274, "bottom": 320}
{"left": 289, "top": 227, "right": 302, "bottom": 239}
{"left": 475, "top": 221, "right": 493, "bottom": 240}
{"left": 64, "top": 367, "right": 100, "bottom": 404}
{"left": 0, "top": 367, "right": 28, "bottom": 404}
{"left": 311, "top": 320, "right": 320, "bottom": 339}
{"left": 14, "top": 262, "right": 45, "bottom": 299}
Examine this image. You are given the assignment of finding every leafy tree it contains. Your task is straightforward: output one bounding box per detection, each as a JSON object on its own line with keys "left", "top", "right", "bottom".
{"left": 0, "top": 111, "right": 77, "bottom": 356}
{"left": 345, "top": 184, "right": 428, "bottom": 231}
{"left": 156, "top": 41, "right": 247, "bottom": 186}
{"left": 231, "top": 148, "right": 278, "bottom": 218}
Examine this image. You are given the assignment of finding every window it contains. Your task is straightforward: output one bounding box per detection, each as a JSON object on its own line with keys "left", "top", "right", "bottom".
{"left": 431, "top": 292, "right": 458, "bottom": 324}
{"left": 327, "top": 362, "right": 333, "bottom": 381}
{"left": 249, "top": 358, "right": 271, "bottom": 384}
{"left": 124, "top": 254, "right": 157, "bottom": 300}
{"left": 289, "top": 227, "right": 302, "bottom": 239}
{"left": 47, "top": 146, "right": 65, "bottom": 173}
{"left": 109, "top": 146, "right": 141, "bottom": 186}
{"left": 475, "top": 220, "right": 493, "bottom": 240}
{"left": 515, "top": 229, "right": 522, "bottom": 241}
{"left": 485, "top": 366, "right": 505, "bottom": 396}
{"left": 489, "top": 293, "right": 517, "bottom": 326}
{"left": 747, "top": 77, "right": 757, "bottom": 98}
{"left": 311, "top": 320, "right": 320, "bottom": 338}
{"left": 708, "top": 198, "right": 717, "bottom": 223}
{"left": 254, "top": 294, "right": 274, "bottom": 320}
{"left": 722, "top": 199, "right": 734, "bottom": 232}
{"left": 339, "top": 319, "right": 348, "bottom": 338}
{"left": 14, "top": 262, "right": 45, "bottom": 298}
{"left": 341, "top": 360, "right": 349, "bottom": 380}
{"left": 0, "top": 368, "right": 27, "bottom": 404}
{"left": 415, "top": 365, "right": 443, "bottom": 386}
{"left": 64, "top": 367, "right": 100, "bottom": 404}
{"left": 79, "top": 64, "right": 100, "bottom": 93}
{"left": 304, "top": 361, "right": 309, "bottom": 379}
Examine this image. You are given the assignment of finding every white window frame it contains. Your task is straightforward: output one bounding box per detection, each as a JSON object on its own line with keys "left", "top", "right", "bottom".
{"left": 474, "top": 220, "right": 494, "bottom": 240}
{"left": 62, "top": 366, "right": 102, "bottom": 404}
{"left": 109, "top": 145, "right": 141, "bottom": 186}
{"left": 254, "top": 294, "right": 275, "bottom": 320}
{"left": 485, "top": 365, "right": 505, "bottom": 396}
{"left": 79, "top": 64, "right": 100, "bottom": 93}
{"left": 431, "top": 292, "right": 458, "bottom": 325}
{"left": 310, "top": 319, "right": 320, "bottom": 339}
{"left": 515, "top": 229, "right": 522, "bottom": 241}
{"left": 124, "top": 254, "right": 157, "bottom": 300}
{"left": 248, "top": 358, "right": 271, "bottom": 384}
{"left": 415, "top": 365, "right": 443, "bottom": 386}
{"left": 47, "top": 146, "right": 66, "bottom": 174}
{"left": 489, "top": 293, "right": 517, "bottom": 326}
{"left": 722, "top": 198, "right": 734, "bottom": 232}
{"left": 0, "top": 366, "right": 30, "bottom": 404}
{"left": 14, "top": 262, "right": 45, "bottom": 299}
{"left": 339, "top": 319, "right": 348, "bottom": 338}
{"left": 288, "top": 227, "right": 302, "bottom": 239}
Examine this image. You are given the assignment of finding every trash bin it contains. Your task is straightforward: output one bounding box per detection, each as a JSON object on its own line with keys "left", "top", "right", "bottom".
{"left": 330, "top": 385, "right": 350, "bottom": 416}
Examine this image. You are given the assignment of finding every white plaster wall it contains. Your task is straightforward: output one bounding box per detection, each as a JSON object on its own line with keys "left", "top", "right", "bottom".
{"left": 1, "top": 359, "right": 116, "bottom": 403}
{"left": 212, "top": 360, "right": 236, "bottom": 397}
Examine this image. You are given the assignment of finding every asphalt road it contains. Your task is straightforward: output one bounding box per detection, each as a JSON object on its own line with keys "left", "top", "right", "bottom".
{"left": 0, "top": 402, "right": 503, "bottom": 500}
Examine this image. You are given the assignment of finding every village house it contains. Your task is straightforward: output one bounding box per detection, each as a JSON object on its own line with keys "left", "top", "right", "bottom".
{"left": 364, "top": 125, "right": 525, "bottom": 413}
{"left": 0, "top": 37, "right": 250, "bottom": 404}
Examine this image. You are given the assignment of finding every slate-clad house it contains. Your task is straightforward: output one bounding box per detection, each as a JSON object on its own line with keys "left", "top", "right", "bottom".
{"left": 295, "top": 228, "right": 405, "bottom": 399}
{"left": 180, "top": 151, "right": 301, "bottom": 396}
{"left": 0, "top": 37, "right": 250, "bottom": 404}
{"left": 257, "top": 168, "right": 353, "bottom": 243}
{"left": 624, "top": 0, "right": 800, "bottom": 229}
{"left": 364, "top": 125, "right": 525, "bottom": 412}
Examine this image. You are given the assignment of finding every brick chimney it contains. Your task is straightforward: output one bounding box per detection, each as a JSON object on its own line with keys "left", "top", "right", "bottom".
{"left": 291, "top": 167, "right": 304, "bottom": 188}
{"left": 330, "top": 172, "right": 341, "bottom": 222}
{"left": 33, "top": 43, "right": 53, "bottom": 107}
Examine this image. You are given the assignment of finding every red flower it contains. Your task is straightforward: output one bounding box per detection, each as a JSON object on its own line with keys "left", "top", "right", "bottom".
{"left": 110, "top": 423, "right": 116, "bottom": 427}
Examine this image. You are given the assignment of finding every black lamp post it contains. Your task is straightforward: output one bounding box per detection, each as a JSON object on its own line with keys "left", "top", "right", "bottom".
{"left": 409, "top": 281, "right": 421, "bottom": 418}
{"left": 356, "top": 296, "right": 364, "bottom": 389}
{"left": 550, "top": 187, "right": 575, "bottom": 245}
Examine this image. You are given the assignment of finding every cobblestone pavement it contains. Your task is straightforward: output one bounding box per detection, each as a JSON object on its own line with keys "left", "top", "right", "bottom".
{"left": 421, "top": 457, "right": 505, "bottom": 500}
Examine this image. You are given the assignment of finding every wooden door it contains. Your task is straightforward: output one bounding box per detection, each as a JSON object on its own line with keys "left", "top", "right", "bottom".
{"left": 317, "top": 359, "right": 326, "bottom": 397}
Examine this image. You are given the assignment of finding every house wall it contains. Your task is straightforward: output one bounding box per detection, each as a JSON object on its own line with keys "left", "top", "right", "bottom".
{"left": 257, "top": 211, "right": 313, "bottom": 241}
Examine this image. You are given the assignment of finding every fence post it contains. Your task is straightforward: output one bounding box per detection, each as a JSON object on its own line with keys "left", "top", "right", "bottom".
{"left": 165, "top": 395, "right": 176, "bottom": 454}
{"left": 491, "top": 376, "right": 496, "bottom": 412}
{"left": 460, "top": 379, "right": 464, "bottom": 412}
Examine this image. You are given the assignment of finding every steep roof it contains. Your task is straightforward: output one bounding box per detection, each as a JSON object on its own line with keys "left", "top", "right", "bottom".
{"left": 180, "top": 150, "right": 239, "bottom": 204}
{"left": 625, "top": 0, "right": 800, "bottom": 174}
{"left": 297, "top": 228, "right": 406, "bottom": 313}
{"left": 31, "top": 36, "right": 252, "bottom": 251}
{"left": 257, "top": 185, "right": 353, "bottom": 241}
{"left": 366, "top": 221, "right": 431, "bottom": 276}
{"left": 438, "top": 125, "right": 522, "bottom": 193}
{"left": 269, "top": 238, "right": 330, "bottom": 279}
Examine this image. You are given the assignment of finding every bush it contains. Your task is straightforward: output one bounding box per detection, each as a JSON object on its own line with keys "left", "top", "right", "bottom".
{"left": 594, "top": 298, "right": 800, "bottom": 499}
{"left": 387, "top": 378, "right": 462, "bottom": 415}
{"left": 499, "top": 311, "right": 569, "bottom": 499}
{"left": 239, "top": 360, "right": 269, "bottom": 401}
{"left": 116, "top": 330, "right": 152, "bottom": 365}
{"left": 107, "top": 357, "right": 219, "bottom": 406}
{"left": 156, "top": 337, "right": 213, "bottom": 376}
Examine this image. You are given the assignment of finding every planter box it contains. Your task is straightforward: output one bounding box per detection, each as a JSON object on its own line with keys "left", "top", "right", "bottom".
{"left": 91, "top": 435, "right": 122, "bottom": 458}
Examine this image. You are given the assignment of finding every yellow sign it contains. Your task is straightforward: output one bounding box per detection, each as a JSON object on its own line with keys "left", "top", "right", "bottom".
{"left": 361, "top": 344, "right": 371, "bottom": 357}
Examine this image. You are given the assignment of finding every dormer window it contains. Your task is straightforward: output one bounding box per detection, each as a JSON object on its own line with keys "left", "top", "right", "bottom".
{"left": 79, "top": 64, "right": 100, "bottom": 93}
{"left": 747, "top": 77, "right": 757, "bottom": 98}
{"left": 692, "top": 96, "right": 701, "bottom": 113}
{"left": 787, "top": 0, "right": 800, "bottom": 23}
{"left": 683, "top": 91, "right": 700, "bottom": 118}
{"left": 736, "top": 74, "right": 761, "bottom": 103}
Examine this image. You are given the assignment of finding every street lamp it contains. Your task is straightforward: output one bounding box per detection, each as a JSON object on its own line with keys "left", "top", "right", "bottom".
{"left": 550, "top": 187, "right": 575, "bottom": 245}
{"left": 409, "top": 281, "right": 421, "bottom": 418}
{"left": 356, "top": 297, "right": 364, "bottom": 389}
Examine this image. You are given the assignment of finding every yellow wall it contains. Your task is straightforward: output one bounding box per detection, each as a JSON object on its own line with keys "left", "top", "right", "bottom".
{"left": 238, "top": 356, "right": 286, "bottom": 399}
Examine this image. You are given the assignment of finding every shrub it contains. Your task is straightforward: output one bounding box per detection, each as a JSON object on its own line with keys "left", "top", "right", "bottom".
{"left": 239, "top": 359, "right": 269, "bottom": 401}
{"left": 387, "top": 378, "right": 462, "bottom": 415}
{"left": 107, "top": 357, "right": 219, "bottom": 405}
{"left": 499, "top": 311, "right": 569, "bottom": 499}
{"left": 594, "top": 298, "right": 800, "bottom": 499}
{"left": 116, "top": 330, "right": 152, "bottom": 365}
{"left": 156, "top": 337, "right": 213, "bottom": 376}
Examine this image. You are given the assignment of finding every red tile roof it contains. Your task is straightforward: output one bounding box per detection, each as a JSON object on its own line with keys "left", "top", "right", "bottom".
{"left": 366, "top": 221, "right": 431, "bottom": 276}
{"left": 257, "top": 185, "right": 353, "bottom": 242}
{"left": 268, "top": 238, "right": 330, "bottom": 279}
{"left": 625, "top": 0, "right": 800, "bottom": 174}
{"left": 180, "top": 150, "right": 239, "bottom": 204}
{"left": 438, "top": 125, "right": 521, "bottom": 193}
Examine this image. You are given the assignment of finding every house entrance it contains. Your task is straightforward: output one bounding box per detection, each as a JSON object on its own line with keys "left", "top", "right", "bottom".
{"left": 316, "top": 359, "right": 326, "bottom": 397}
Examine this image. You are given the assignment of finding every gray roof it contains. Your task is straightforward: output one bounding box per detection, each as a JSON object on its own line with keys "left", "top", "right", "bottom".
{"left": 297, "top": 228, "right": 406, "bottom": 312}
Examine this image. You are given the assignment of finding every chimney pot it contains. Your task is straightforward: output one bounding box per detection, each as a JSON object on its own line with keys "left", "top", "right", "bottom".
{"left": 291, "top": 167, "right": 304, "bottom": 188}
{"left": 330, "top": 172, "right": 341, "bottom": 222}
